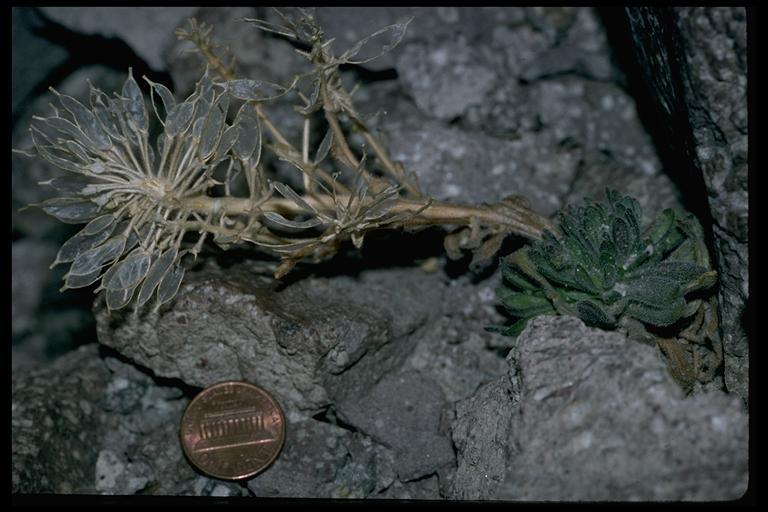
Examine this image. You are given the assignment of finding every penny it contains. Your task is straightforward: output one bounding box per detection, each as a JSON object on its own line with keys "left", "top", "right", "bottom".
{"left": 180, "top": 381, "right": 286, "bottom": 480}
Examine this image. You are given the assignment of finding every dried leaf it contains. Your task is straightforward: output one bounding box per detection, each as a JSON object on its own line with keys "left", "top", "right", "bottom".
{"left": 272, "top": 181, "right": 317, "bottom": 214}
{"left": 136, "top": 248, "right": 177, "bottom": 307}
{"left": 443, "top": 230, "right": 464, "bottom": 261}
{"left": 165, "top": 101, "right": 196, "bottom": 137}
{"left": 69, "top": 235, "right": 127, "bottom": 276}
{"left": 82, "top": 214, "right": 115, "bottom": 235}
{"left": 104, "top": 249, "right": 152, "bottom": 291}
{"left": 313, "top": 128, "right": 334, "bottom": 166}
{"left": 242, "top": 17, "right": 299, "bottom": 39}
{"left": 232, "top": 104, "right": 261, "bottom": 162}
{"left": 143, "top": 76, "right": 176, "bottom": 123}
{"left": 224, "top": 79, "right": 293, "bottom": 102}
{"left": 89, "top": 88, "right": 123, "bottom": 140}
{"left": 37, "top": 116, "right": 106, "bottom": 155}
{"left": 156, "top": 264, "right": 185, "bottom": 307}
{"left": 38, "top": 175, "right": 95, "bottom": 195}
{"left": 53, "top": 232, "right": 107, "bottom": 268}
{"left": 212, "top": 124, "right": 239, "bottom": 165}
{"left": 343, "top": 17, "right": 413, "bottom": 65}
{"left": 191, "top": 116, "right": 206, "bottom": 140}
{"left": 40, "top": 197, "right": 100, "bottom": 224}
{"left": 121, "top": 68, "right": 148, "bottom": 132}
{"left": 52, "top": 89, "right": 112, "bottom": 150}
{"left": 199, "top": 94, "right": 228, "bottom": 160}
{"left": 470, "top": 233, "right": 504, "bottom": 270}
{"left": 263, "top": 211, "right": 322, "bottom": 230}
{"left": 106, "top": 285, "right": 137, "bottom": 310}
{"left": 296, "top": 78, "right": 322, "bottom": 116}
{"left": 61, "top": 268, "right": 102, "bottom": 290}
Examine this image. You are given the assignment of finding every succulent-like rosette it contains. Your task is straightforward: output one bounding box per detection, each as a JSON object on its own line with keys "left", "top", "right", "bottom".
{"left": 495, "top": 190, "right": 717, "bottom": 336}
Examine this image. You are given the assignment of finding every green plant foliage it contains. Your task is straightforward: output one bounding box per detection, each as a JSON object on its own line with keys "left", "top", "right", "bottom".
{"left": 494, "top": 189, "right": 717, "bottom": 337}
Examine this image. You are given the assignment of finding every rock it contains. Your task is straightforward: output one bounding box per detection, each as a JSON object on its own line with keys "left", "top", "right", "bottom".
{"left": 94, "top": 262, "right": 443, "bottom": 415}
{"left": 676, "top": 7, "right": 748, "bottom": 404}
{"left": 623, "top": 7, "right": 748, "bottom": 403}
{"left": 166, "top": 7, "right": 301, "bottom": 95}
{"left": 395, "top": 35, "right": 498, "bottom": 121}
{"left": 40, "top": 7, "right": 198, "bottom": 71}
{"left": 12, "top": 8, "right": 69, "bottom": 117}
{"left": 247, "top": 418, "right": 396, "bottom": 498}
{"left": 373, "top": 474, "right": 442, "bottom": 500}
{"left": 519, "top": 8, "right": 615, "bottom": 82}
{"left": 462, "top": 76, "right": 662, "bottom": 176}
{"left": 449, "top": 375, "right": 518, "bottom": 500}
{"left": 13, "top": 345, "right": 111, "bottom": 493}
{"left": 12, "top": 344, "right": 249, "bottom": 495}
{"left": 405, "top": 315, "right": 508, "bottom": 403}
{"left": 12, "top": 334, "right": 49, "bottom": 370}
{"left": 564, "top": 151, "right": 684, "bottom": 226}
{"left": 12, "top": 239, "right": 58, "bottom": 337}
{"left": 373, "top": 81, "right": 661, "bottom": 220}
{"left": 329, "top": 368, "right": 455, "bottom": 482}
{"left": 530, "top": 78, "right": 661, "bottom": 175}
{"left": 493, "top": 316, "right": 748, "bottom": 501}
{"left": 380, "top": 113, "right": 579, "bottom": 216}
{"left": 12, "top": 237, "right": 96, "bottom": 366}
{"left": 297, "top": 7, "right": 528, "bottom": 72}
{"left": 93, "top": 357, "right": 246, "bottom": 496}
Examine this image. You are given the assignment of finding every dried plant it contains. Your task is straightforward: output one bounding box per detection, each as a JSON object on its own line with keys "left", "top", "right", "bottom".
{"left": 18, "top": 8, "right": 555, "bottom": 313}
{"left": 494, "top": 189, "right": 721, "bottom": 392}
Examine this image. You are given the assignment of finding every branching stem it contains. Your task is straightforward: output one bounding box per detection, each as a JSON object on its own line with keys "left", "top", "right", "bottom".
{"left": 178, "top": 194, "right": 554, "bottom": 241}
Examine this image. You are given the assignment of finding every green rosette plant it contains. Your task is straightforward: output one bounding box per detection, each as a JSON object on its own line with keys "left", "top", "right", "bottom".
{"left": 495, "top": 190, "right": 721, "bottom": 391}
{"left": 496, "top": 190, "right": 716, "bottom": 335}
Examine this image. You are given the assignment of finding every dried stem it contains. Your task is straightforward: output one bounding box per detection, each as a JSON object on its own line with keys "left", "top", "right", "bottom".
{"left": 186, "top": 19, "right": 349, "bottom": 195}
{"left": 179, "top": 194, "right": 554, "bottom": 241}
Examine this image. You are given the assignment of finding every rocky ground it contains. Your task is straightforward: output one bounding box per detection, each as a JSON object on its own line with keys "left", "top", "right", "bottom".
{"left": 12, "top": 7, "right": 749, "bottom": 500}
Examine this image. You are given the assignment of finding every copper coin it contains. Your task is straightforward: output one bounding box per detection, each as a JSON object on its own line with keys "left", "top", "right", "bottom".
{"left": 180, "top": 381, "right": 286, "bottom": 480}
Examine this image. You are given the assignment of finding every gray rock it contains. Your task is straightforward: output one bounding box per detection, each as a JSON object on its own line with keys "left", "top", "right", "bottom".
{"left": 166, "top": 7, "right": 301, "bottom": 95}
{"left": 374, "top": 78, "right": 662, "bottom": 221}
{"left": 380, "top": 113, "right": 578, "bottom": 216}
{"left": 449, "top": 375, "right": 518, "bottom": 500}
{"left": 396, "top": 35, "right": 498, "bottom": 121}
{"left": 676, "top": 8, "right": 749, "bottom": 405}
{"left": 12, "top": 343, "right": 247, "bottom": 496}
{"left": 373, "top": 474, "right": 442, "bottom": 500}
{"left": 565, "top": 151, "right": 684, "bottom": 226}
{"left": 462, "top": 76, "right": 662, "bottom": 177}
{"left": 247, "top": 417, "right": 396, "bottom": 498}
{"left": 41, "top": 7, "right": 198, "bottom": 71}
{"left": 405, "top": 315, "right": 508, "bottom": 403}
{"left": 496, "top": 316, "right": 748, "bottom": 501}
{"left": 13, "top": 345, "right": 111, "bottom": 493}
{"left": 299, "top": 7, "right": 528, "bottom": 72}
{"left": 12, "top": 8, "right": 69, "bottom": 117}
{"left": 519, "top": 8, "right": 615, "bottom": 82}
{"left": 330, "top": 368, "right": 455, "bottom": 482}
{"left": 624, "top": 7, "right": 748, "bottom": 403}
{"left": 94, "top": 262, "right": 442, "bottom": 415}
{"left": 12, "top": 334, "right": 49, "bottom": 370}
{"left": 529, "top": 78, "right": 661, "bottom": 175}
{"left": 12, "top": 239, "right": 58, "bottom": 337}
